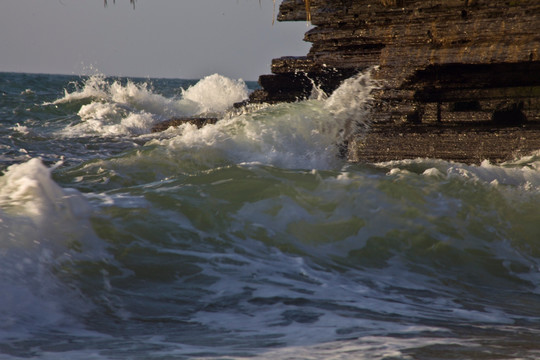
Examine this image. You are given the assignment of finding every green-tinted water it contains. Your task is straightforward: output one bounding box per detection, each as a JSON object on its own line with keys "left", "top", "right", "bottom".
{"left": 1, "top": 72, "right": 539, "bottom": 359}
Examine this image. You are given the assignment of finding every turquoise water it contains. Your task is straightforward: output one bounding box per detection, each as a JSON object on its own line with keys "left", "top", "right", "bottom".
{"left": 1, "top": 71, "right": 540, "bottom": 359}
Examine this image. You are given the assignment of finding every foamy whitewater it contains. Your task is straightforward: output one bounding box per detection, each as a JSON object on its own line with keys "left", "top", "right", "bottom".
{"left": 1, "top": 71, "right": 540, "bottom": 359}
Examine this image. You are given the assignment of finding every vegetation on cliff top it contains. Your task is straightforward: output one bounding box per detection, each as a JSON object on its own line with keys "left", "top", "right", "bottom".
{"left": 103, "top": 0, "right": 311, "bottom": 21}
{"left": 103, "top": 0, "right": 314, "bottom": 24}
{"left": 104, "top": 0, "right": 135, "bottom": 8}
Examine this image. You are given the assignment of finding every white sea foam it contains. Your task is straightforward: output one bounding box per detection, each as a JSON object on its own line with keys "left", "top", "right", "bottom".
{"left": 20, "top": 89, "right": 35, "bottom": 96}
{"left": 0, "top": 158, "right": 91, "bottom": 226}
{"left": 55, "top": 70, "right": 377, "bottom": 169}
{"left": 0, "top": 159, "right": 103, "bottom": 337}
{"left": 4, "top": 71, "right": 540, "bottom": 360}
{"left": 325, "top": 67, "right": 379, "bottom": 140}
{"left": 152, "top": 101, "right": 339, "bottom": 169}
{"left": 211, "top": 336, "right": 467, "bottom": 360}
{"left": 380, "top": 153, "right": 540, "bottom": 191}
{"left": 76, "top": 102, "right": 156, "bottom": 136}
{"left": 52, "top": 74, "right": 110, "bottom": 104}
{"left": 153, "top": 70, "right": 378, "bottom": 170}
{"left": 56, "top": 73, "right": 249, "bottom": 137}
{"left": 11, "top": 123, "right": 30, "bottom": 135}
{"left": 182, "top": 73, "right": 249, "bottom": 114}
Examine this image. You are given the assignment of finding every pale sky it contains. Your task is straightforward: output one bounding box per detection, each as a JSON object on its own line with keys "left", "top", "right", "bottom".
{"left": 0, "top": 0, "right": 311, "bottom": 81}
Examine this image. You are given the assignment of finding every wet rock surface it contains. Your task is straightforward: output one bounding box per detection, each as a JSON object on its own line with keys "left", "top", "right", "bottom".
{"left": 151, "top": 117, "right": 218, "bottom": 133}
{"left": 252, "top": 0, "right": 540, "bottom": 163}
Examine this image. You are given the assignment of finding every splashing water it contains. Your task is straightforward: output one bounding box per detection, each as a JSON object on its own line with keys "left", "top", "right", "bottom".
{"left": 1, "top": 71, "right": 540, "bottom": 359}
{"left": 147, "top": 69, "right": 379, "bottom": 170}
{"left": 182, "top": 73, "right": 249, "bottom": 114}
{"left": 0, "top": 159, "right": 105, "bottom": 340}
{"left": 53, "top": 73, "right": 250, "bottom": 137}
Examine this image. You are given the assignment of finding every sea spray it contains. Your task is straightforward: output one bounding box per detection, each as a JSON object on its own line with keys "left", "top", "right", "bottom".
{"left": 182, "top": 73, "right": 249, "bottom": 114}
{"left": 2, "top": 72, "right": 540, "bottom": 359}
{"left": 0, "top": 159, "right": 90, "bottom": 232}
{"left": 54, "top": 73, "right": 249, "bottom": 137}
{"left": 324, "top": 66, "right": 380, "bottom": 143}
{"left": 152, "top": 69, "right": 379, "bottom": 170}
{"left": 52, "top": 74, "right": 110, "bottom": 105}
{"left": 0, "top": 158, "right": 106, "bottom": 338}
{"left": 52, "top": 69, "right": 378, "bottom": 168}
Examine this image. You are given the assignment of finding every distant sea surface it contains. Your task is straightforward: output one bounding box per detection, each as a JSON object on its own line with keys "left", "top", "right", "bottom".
{"left": 1, "top": 71, "right": 540, "bottom": 359}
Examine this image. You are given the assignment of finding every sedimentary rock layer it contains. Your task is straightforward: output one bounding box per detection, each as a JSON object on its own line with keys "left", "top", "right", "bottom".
{"left": 251, "top": 0, "right": 540, "bottom": 163}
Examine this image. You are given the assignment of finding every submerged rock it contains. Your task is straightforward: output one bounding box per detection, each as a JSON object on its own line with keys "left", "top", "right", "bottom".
{"left": 253, "top": 0, "right": 540, "bottom": 163}
{"left": 151, "top": 117, "right": 218, "bottom": 133}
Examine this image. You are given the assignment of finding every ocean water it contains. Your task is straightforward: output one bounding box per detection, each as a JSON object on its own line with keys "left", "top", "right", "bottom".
{"left": 1, "top": 71, "right": 539, "bottom": 359}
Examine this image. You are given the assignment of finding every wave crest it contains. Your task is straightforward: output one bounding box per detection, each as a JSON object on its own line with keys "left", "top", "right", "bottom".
{"left": 54, "top": 73, "right": 249, "bottom": 137}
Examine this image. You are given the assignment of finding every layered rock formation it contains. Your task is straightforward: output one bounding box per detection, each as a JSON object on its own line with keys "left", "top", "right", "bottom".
{"left": 251, "top": 0, "right": 540, "bottom": 163}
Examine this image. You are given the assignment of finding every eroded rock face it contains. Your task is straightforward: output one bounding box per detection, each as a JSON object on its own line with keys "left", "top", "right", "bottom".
{"left": 252, "top": 0, "right": 540, "bottom": 163}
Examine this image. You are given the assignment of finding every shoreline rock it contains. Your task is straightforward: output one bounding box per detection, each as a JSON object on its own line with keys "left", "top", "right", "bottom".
{"left": 351, "top": 122, "right": 540, "bottom": 163}
{"left": 151, "top": 117, "right": 218, "bottom": 133}
{"left": 251, "top": 0, "right": 540, "bottom": 164}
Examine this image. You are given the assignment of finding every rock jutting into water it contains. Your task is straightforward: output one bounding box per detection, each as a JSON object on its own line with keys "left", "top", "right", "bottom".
{"left": 251, "top": 0, "right": 540, "bottom": 163}
{"left": 151, "top": 117, "right": 218, "bottom": 132}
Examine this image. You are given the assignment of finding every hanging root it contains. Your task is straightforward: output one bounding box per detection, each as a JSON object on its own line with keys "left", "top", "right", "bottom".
{"left": 272, "top": 0, "right": 276, "bottom": 25}
{"left": 305, "top": 0, "right": 311, "bottom": 22}
{"left": 104, "top": 0, "right": 135, "bottom": 9}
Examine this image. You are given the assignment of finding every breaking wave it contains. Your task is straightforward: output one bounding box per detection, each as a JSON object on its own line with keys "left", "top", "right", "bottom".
{"left": 53, "top": 73, "right": 249, "bottom": 137}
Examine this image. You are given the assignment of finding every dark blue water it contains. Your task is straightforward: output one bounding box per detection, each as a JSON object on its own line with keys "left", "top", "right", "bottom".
{"left": 1, "top": 71, "right": 540, "bottom": 359}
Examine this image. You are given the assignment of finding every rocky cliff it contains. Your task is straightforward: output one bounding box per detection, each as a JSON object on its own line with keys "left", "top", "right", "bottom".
{"left": 250, "top": 0, "right": 540, "bottom": 163}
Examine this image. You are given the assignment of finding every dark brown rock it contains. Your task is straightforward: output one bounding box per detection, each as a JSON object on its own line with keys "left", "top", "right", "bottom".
{"left": 151, "top": 117, "right": 218, "bottom": 133}
{"left": 252, "top": 0, "right": 540, "bottom": 163}
{"left": 350, "top": 122, "right": 540, "bottom": 163}
{"left": 248, "top": 57, "right": 360, "bottom": 103}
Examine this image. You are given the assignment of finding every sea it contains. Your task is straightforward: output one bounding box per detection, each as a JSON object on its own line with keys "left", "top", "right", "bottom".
{"left": 0, "top": 71, "right": 539, "bottom": 359}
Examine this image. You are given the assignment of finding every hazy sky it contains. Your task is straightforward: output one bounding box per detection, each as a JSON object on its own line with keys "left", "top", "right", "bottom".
{"left": 0, "top": 0, "right": 311, "bottom": 80}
